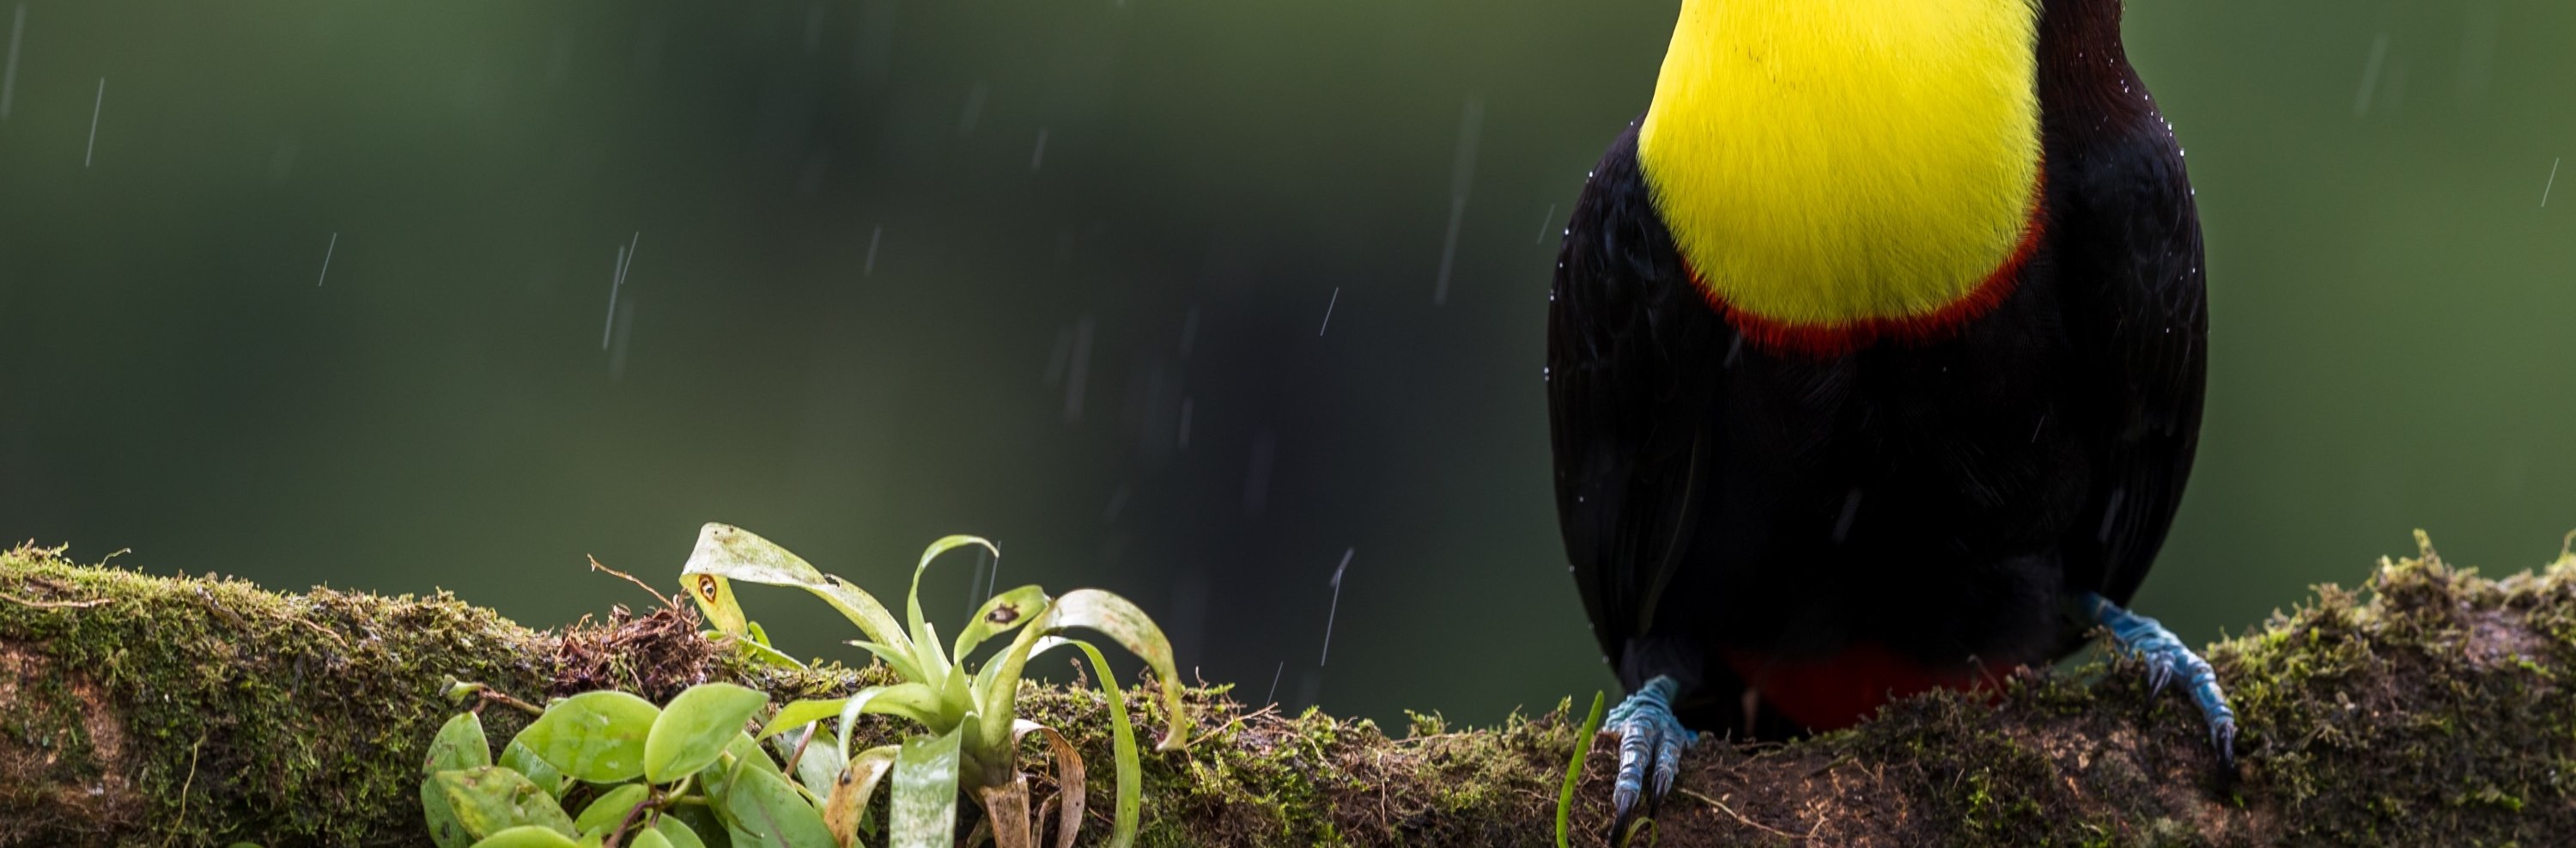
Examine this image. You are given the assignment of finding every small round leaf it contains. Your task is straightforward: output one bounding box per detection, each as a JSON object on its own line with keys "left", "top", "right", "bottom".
{"left": 501, "top": 739, "right": 572, "bottom": 799}
{"left": 645, "top": 683, "right": 769, "bottom": 784}
{"left": 515, "top": 691, "right": 660, "bottom": 783}
{"left": 715, "top": 765, "right": 835, "bottom": 848}
{"left": 423, "top": 713, "right": 494, "bottom": 848}
{"left": 435, "top": 766, "right": 577, "bottom": 839}
{"left": 573, "top": 783, "right": 650, "bottom": 834}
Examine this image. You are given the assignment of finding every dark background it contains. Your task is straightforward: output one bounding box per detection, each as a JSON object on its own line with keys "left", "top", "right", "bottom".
{"left": 3, "top": 0, "right": 2571, "bottom": 727}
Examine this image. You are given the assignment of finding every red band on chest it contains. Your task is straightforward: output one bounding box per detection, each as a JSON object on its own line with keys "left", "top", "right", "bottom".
{"left": 1724, "top": 644, "right": 2013, "bottom": 731}
{"left": 1695, "top": 175, "right": 2050, "bottom": 359}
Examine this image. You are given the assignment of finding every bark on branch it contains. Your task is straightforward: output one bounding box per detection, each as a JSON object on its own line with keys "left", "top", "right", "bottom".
{"left": 4, "top": 536, "right": 2573, "bottom": 847}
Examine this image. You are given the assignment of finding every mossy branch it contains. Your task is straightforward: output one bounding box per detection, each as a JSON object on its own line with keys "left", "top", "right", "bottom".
{"left": 5, "top": 536, "right": 2575, "bottom": 847}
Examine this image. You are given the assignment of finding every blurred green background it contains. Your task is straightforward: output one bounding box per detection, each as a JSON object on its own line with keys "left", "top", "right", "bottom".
{"left": 1, "top": 0, "right": 2570, "bottom": 728}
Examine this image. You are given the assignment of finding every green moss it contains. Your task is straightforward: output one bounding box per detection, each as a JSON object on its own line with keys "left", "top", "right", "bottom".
{"left": 1, "top": 545, "right": 556, "bottom": 846}
{"left": 10, "top": 531, "right": 2576, "bottom": 846}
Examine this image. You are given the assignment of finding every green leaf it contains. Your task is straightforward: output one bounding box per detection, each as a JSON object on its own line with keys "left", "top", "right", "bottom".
{"left": 758, "top": 699, "right": 848, "bottom": 742}
{"left": 657, "top": 808, "right": 726, "bottom": 848}
{"left": 974, "top": 589, "right": 1188, "bottom": 762}
{"left": 648, "top": 683, "right": 771, "bottom": 784}
{"left": 1066, "top": 640, "right": 1141, "bottom": 848}
{"left": 780, "top": 725, "right": 848, "bottom": 802}
{"left": 733, "top": 636, "right": 808, "bottom": 671}
{"left": 435, "top": 766, "right": 578, "bottom": 839}
{"left": 629, "top": 827, "right": 676, "bottom": 848}
{"left": 682, "top": 570, "right": 749, "bottom": 638}
{"left": 951, "top": 585, "right": 1050, "bottom": 662}
{"left": 890, "top": 725, "right": 964, "bottom": 848}
{"left": 517, "top": 691, "right": 660, "bottom": 783}
{"left": 834, "top": 684, "right": 949, "bottom": 757}
{"left": 715, "top": 762, "right": 836, "bottom": 848}
{"left": 731, "top": 731, "right": 785, "bottom": 776}
{"left": 1046, "top": 590, "right": 1188, "bottom": 751}
{"left": 501, "top": 739, "right": 572, "bottom": 799}
{"left": 1557, "top": 692, "right": 1607, "bottom": 848}
{"left": 681, "top": 523, "right": 909, "bottom": 650}
{"left": 574, "top": 783, "right": 650, "bottom": 834}
{"left": 466, "top": 826, "right": 583, "bottom": 848}
{"left": 704, "top": 729, "right": 785, "bottom": 802}
{"left": 902, "top": 535, "right": 998, "bottom": 685}
{"left": 845, "top": 640, "right": 927, "bottom": 687}
{"left": 424, "top": 712, "right": 494, "bottom": 848}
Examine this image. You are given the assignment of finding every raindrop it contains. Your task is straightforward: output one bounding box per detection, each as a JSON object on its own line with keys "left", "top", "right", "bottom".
{"left": 0, "top": 3, "right": 21, "bottom": 120}
{"left": 864, "top": 225, "right": 883, "bottom": 275}
{"left": 1263, "top": 661, "right": 1285, "bottom": 705}
{"left": 1030, "top": 127, "right": 1048, "bottom": 171}
{"left": 2353, "top": 34, "right": 2388, "bottom": 117}
{"left": 83, "top": 77, "right": 103, "bottom": 168}
{"left": 609, "top": 298, "right": 637, "bottom": 381}
{"left": 1533, "top": 204, "right": 1557, "bottom": 244}
{"left": 2098, "top": 488, "right": 2128, "bottom": 544}
{"left": 1832, "top": 488, "right": 1862, "bottom": 543}
{"left": 1320, "top": 548, "right": 1353, "bottom": 666}
{"left": 2543, "top": 159, "right": 2560, "bottom": 209}
{"left": 315, "top": 233, "right": 337, "bottom": 288}
{"left": 964, "top": 548, "right": 990, "bottom": 613}
{"left": 602, "top": 233, "right": 638, "bottom": 351}
{"left": 1432, "top": 94, "right": 1483, "bottom": 305}
{"left": 1317, "top": 287, "right": 1339, "bottom": 336}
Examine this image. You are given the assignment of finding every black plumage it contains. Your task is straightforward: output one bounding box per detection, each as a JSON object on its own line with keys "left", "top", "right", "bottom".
{"left": 1548, "top": 0, "right": 2206, "bottom": 735}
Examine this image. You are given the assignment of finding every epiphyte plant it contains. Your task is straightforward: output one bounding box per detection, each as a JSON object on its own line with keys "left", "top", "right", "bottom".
{"left": 422, "top": 681, "right": 820, "bottom": 848}
{"left": 680, "top": 522, "right": 1192, "bottom": 848}
{"left": 418, "top": 524, "right": 1188, "bottom": 848}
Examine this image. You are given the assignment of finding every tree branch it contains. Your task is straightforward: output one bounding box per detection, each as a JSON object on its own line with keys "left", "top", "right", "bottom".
{"left": 3, "top": 537, "right": 2572, "bottom": 847}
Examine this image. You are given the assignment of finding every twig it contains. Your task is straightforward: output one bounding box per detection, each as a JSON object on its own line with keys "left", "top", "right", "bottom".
{"left": 459, "top": 683, "right": 548, "bottom": 717}
{"left": 1674, "top": 787, "right": 1810, "bottom": 841}
{"left": 590, "top": 555, "right": 677, "bottom": 608}
{"left": 162, "top": 735, "right": 205, "bottom": 848}
{"left": 268, "top": 601, "right": 350, "bottom": 648}
{"left": 0, "top": 591, "right": 111, "bottom": 608}
{"left": 783, "top": 723, "right": 819, "bottom": 777}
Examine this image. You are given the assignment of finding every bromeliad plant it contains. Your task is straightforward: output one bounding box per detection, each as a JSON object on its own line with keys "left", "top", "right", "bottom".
{"left": 678, "top": 522, "right": 1191, "bottom": 848}
{"left": 416, "top": 524, "right": 1188, "bottom": 848}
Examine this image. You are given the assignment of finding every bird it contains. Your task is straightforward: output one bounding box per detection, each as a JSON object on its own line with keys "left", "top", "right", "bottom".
{"left": 1545, "top": 0, "right": 2231, "bottom": 837}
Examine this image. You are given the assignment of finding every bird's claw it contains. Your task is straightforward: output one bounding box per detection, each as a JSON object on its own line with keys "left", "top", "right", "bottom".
{"left": 2086, "top": 593, "right": 2238, "bottom": 770}
{"left": 1605, "top": 676, "right": 1697, "bottom": 844}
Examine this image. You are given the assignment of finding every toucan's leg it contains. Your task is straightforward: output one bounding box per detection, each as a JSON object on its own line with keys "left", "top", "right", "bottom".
{"left": 2084, "top": 593, "right": 2237, "bottom": 767}
{"left": 1604, "top": 674, "right": 1697, "bottom": 841}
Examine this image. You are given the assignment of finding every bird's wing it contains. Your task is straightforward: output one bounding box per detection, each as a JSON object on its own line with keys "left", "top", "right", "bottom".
{"left": 1548, "top": 123, "right": 1740, "bottom": 663}
{"left": 2047, "top": 116, "right": 2209, "bottom": 606}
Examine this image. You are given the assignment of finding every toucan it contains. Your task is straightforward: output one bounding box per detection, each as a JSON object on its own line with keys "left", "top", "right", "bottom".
{"left": 1546, "top": 0, "right": 2233, "bottom": 833}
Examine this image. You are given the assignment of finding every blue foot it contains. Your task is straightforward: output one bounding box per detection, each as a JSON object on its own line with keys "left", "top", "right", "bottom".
{"left": 1604, "top": 675, "right": 1697, "bottom": 842}
{"left": 2085, "top": 593, "right": 2237, "bottom": 768}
